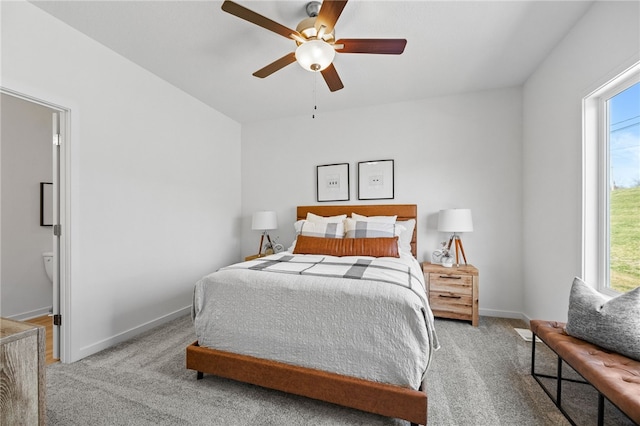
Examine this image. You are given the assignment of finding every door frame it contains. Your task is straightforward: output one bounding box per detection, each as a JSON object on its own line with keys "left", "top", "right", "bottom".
{"left": 1, "top": 87, "right": 71, "bottom": 363}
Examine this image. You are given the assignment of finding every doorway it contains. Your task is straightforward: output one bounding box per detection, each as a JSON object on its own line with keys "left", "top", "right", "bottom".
{"left": 0, "top": 88, "right": 69, "bottom": 362}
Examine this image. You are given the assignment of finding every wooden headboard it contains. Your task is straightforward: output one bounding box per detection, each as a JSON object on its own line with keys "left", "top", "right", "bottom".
{"left": 297, "top": 204, "right": 418, "bottom": 257}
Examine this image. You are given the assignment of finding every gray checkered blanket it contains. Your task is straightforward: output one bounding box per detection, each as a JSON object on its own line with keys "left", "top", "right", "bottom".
{"left": 222, "top": 252, "right": 425, "bottom": 299}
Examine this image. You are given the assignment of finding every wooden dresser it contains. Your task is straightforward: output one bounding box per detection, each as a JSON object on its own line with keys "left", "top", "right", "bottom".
{"left": 0, "top": 317, "right": 46, "bottom": 425}
{"left": 422, "top": 262, "right": 479, "bottom": 326}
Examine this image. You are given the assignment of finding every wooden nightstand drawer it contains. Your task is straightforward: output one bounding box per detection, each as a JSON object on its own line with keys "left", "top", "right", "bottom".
{"left": 428, "top": 273, "right": 472, "bottom": 294}
{"left": 430, "top": 291, "right": 473, "bottom": 318}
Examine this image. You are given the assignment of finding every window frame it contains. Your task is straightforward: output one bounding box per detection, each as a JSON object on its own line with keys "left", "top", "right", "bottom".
{"left": 583, "top": 62, "right": 639, "bottom": 296}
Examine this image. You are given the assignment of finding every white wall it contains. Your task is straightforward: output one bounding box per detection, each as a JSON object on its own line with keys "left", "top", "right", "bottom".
{"left": 1, "top": 1, "right": 242, "bottom": 361}
{"left": 1, "top": 94, "right": 54, "bottom": 319}
{"left": 523, "top": 1, "right": 640, "bottom": 321}
{"left": 242, "top": 88, "right": 524, "bottom": 318}
{"left": 4, "top": 0, "right": 634, "bottom": 361}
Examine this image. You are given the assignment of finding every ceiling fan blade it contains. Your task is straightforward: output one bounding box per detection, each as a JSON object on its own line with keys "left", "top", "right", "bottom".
{"left": 335, "top": 38, "right": 407, "bottom": 54}
{"left": 321, "top": 63, "right": 344, "bottom": 92}
{"left": 315, "top": 0, "right": 348, "bottom": 34}
{"left": 222, "top": 1, "right": 301, "bottom": 40}
{"left": 252, "top": 52, "right": 297, "bottom": 78}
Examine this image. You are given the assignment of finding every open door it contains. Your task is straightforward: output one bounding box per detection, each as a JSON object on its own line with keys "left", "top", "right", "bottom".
{"left": 2, "top": 88, "right": 69, "bottom": 362}
{"left": 51, "top": 112, "right": 61, "bottom": 360}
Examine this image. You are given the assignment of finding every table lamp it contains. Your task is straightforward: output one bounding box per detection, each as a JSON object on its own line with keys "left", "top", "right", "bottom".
{"left": 438, "top": 209, "right": 473, "bottom": 266}
{"left": 252, "top": 211, "right": 278, "bottom": 255}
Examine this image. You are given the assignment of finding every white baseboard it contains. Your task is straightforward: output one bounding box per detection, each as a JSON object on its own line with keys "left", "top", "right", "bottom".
{"left": 521, "top": 312, "right": 534, "bottom": 324}
{"left": 75, "top": 306, "right": 190, "bottom": 362}
{"left": 479, "top": 308, "right": 526, "bottom": 321}
{"left": 7, "top": 306, "right": 53, "bottom": 321}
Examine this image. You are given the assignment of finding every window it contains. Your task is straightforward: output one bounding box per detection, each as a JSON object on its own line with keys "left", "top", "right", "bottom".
{"left": 583, "top": 63, "right": 639, "bottom": 295}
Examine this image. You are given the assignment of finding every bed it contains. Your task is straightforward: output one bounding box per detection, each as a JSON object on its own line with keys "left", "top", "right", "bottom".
{"left": 187, "top": 204, "right": 437, "bottom": 425}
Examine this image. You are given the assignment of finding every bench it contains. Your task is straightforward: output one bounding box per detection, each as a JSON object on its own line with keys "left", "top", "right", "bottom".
{"left": 530, "top": 320, "right": 640, "bottom": 426}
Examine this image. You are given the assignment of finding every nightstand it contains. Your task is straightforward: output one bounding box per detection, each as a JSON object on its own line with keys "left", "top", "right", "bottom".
{"left": 422, "top": 262, "right": 479, "bottom": 326}
{"left": 244, "top": 253, "right": 268, "bottom": 261}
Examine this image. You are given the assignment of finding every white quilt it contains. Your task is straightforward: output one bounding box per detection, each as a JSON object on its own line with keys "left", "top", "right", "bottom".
{"left": 192, "top": 252, "right": 439, "bottom": 389}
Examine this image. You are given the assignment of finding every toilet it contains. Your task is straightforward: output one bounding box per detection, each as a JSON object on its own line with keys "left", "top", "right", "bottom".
{"left": 42, "top": 252, "right": 54, "bottom": 283}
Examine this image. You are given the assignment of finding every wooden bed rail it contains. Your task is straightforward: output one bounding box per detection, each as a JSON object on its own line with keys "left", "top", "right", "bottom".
{"left": 186, "top": 342, "right": 428, "bottom": 425}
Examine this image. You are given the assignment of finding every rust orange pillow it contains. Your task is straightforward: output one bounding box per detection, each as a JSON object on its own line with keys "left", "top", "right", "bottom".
{"left": 293, "top": 235, "right": 399, "bottom": 258}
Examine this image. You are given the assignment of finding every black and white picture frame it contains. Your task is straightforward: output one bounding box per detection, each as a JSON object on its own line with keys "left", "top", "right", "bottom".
{"left": 357, "top": 159, "right": 394, "bottom": 200}
{"left": 316, "top": 163, "right": 350, "bottom": 202}
{"left": 40, "top": 182, "right": 53, "bottom": 226}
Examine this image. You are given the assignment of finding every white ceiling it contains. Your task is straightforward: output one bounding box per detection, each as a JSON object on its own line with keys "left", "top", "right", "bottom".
{"left": 31, "top": 0, "right": 593, "bottom": 123}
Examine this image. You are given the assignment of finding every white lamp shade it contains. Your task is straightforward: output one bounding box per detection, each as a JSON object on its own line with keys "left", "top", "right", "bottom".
{"left": 295, "top": 40, "right": 335, "bottom": 72}
{"left": 438, "top": 209, "right": 473, "bottom": 233}
{"left": 252, "top": 211, "right": 278, "bottom": 231}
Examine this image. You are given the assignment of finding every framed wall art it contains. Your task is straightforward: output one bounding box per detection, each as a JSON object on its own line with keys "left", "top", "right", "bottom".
{"left": 316, "top": 163, "right": 350, "bottom": 202}
{"left": 357, "top": 159, "right": 394, "bottom": 200}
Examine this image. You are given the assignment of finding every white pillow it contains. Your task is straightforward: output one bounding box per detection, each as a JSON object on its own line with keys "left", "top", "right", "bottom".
{"left": 351, "top": 212, "right": 397, "bottom": 223}
{"left": 289, "top": 219, "right": 345, "bottom": 252}
{"left": 396, "top": 219, "right": 416, "bottom": 254}
{"left": 305, "top": 212, "right": 347, "bottom": 223}
{"left": 344, "top": 219, "right": 404, "bottom": 239}
{"left": 293, "top": 220, "right": 305, "bottom": 234}
{"left": 294, "top": 220, "right": 344, "bottom": 238}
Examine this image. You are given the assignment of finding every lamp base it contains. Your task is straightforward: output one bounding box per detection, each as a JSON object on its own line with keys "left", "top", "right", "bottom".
{"left": 258, "top": 231, "right": 273, "bottom": 255}
{"left": 447, "top": 234, "right": 468, "bottom": 266}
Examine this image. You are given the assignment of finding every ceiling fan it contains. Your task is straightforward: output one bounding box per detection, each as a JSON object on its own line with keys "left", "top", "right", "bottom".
{"left": 221, "top": 0, "right": 407, "bottom": 92}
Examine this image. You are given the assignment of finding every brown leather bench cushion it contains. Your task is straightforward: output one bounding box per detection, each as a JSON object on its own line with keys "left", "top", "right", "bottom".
{"left": 530, "top": 320, "right": 640, "bottom": 424}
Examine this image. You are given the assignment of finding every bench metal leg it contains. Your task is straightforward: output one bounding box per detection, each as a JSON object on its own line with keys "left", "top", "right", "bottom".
{"left": 556, "top": 355, "right": 563, "bottom": 408}
{"left": 597, "top": 393, "right": 604, "bottom": 426}
{"left": 531, "top": 332, "right": 579, "bottom": 426}
{"left": 531, "top": 333, "right": 536, "bottom": 375}
{"left": 530, "top": 331, "right": 637, "bottom": 426}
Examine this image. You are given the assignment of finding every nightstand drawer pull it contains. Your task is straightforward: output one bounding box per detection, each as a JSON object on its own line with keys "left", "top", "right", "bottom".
{"left": 438, "top": 294, "right": 462, "bottom": 299}
{"left": 439, "top": 275, "right": 462, "bottom": 279}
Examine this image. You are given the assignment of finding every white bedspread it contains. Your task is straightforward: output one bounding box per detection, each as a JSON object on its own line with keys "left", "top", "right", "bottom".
{"left": 192, "top": 252, "right": 439, "bottom": 389}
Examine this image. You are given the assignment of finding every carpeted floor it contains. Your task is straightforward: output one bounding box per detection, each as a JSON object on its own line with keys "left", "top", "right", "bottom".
{"left": 45, "top": 315, "right": 633, "bottom": 425}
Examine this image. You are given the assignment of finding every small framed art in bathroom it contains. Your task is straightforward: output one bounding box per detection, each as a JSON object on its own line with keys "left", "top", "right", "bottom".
{"left": 40, "top": 182, "right": 53, "bottom": 226}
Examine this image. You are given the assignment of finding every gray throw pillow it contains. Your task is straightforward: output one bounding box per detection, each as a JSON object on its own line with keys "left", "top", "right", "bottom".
{"left": 565, "top": 277, "right": 640, "bottom": 361}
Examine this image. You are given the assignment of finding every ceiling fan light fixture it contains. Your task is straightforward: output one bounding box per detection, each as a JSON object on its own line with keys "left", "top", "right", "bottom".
{"left": 295, "top": 39, "right": 335, "bottom": 72}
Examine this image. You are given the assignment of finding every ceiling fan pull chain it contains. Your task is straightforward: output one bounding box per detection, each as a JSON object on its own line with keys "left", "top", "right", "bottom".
{"left": 312, "top": 72, "right": 317, "bottom": 119}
